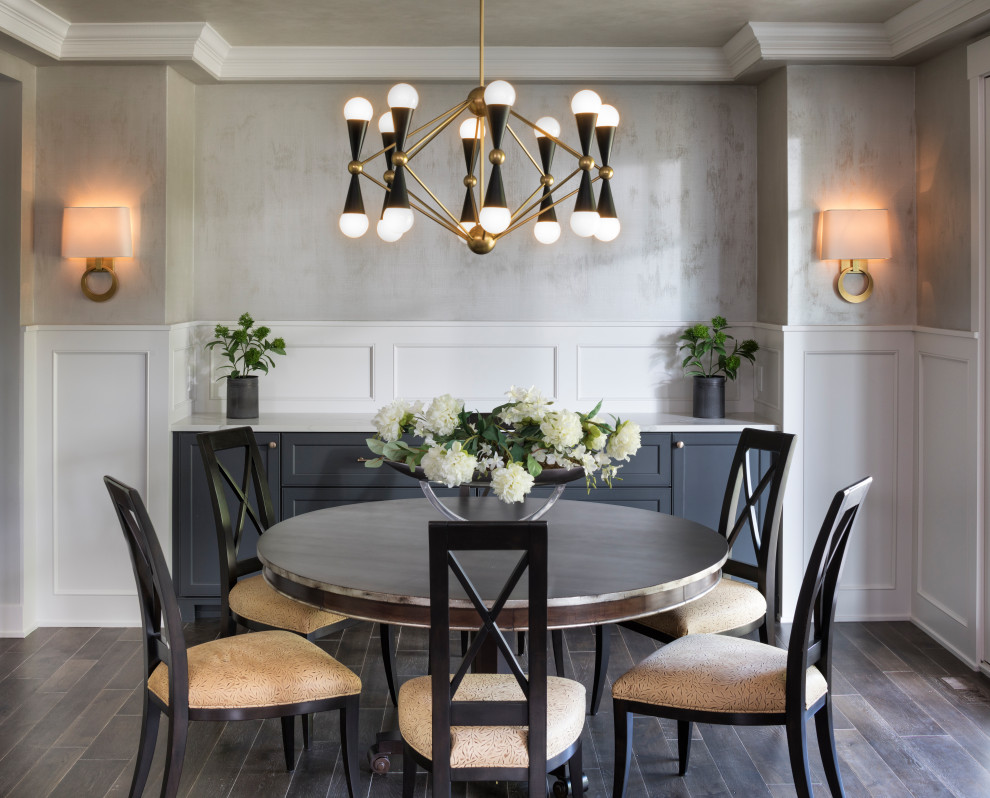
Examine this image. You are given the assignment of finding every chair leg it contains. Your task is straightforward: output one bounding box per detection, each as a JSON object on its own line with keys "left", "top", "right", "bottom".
{"left": 814, "top": 701, "right": 846, "bottom": 797}
{"left": 402, "top": 741, "right": 417, "bottom": 798}
{"left": 590, "top": 625, "right": 610, "bottom": 715}
{"left": 460, "top": 630, "right": 469, "bottom": 656}
{"left": 160, "top": 710, "right": 188, "bottom": 798}
{"left": 612, "top": 701, "right": 633, "bottom": 798}
{"left": 785, "top": 712, "right": 813, "bottom": 798}
{"left": 281, "top": 716, "right": 296, "bottom": 771}
{"left": 517, "top": 630, "right": 526, "bottom": 656}
{"left": 551, "top": 630, "right": 566, "bottom": 677}
{"left": 341, "top": 696, "right": 360, "bottom": 798}
{"left": 301, "top": 713, "right": 313, "bottom": 749}
{"left": 128, "top": 695, "right": 161, "bottom": 798}
{"left": 380, "top": 623, "right": 398, "bottom": 707}
{"left": 677, "top": 720, "right": 692, "bottom": 776}
{"left": 569, "top": 740, "right": 584, "bottom": 796}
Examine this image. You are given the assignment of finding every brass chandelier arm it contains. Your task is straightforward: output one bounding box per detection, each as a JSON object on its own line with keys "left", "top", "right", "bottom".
{"left": 509, "top": 110, "right": 583, "bottom": 160}
{"left": 358, "top": 172, "right": 390, "bottom": 193}
{"left": 406, "top": 101, "right": 472, "bottom": 159}
{"left": 497, "top": 176, "right": 597, "bottom": 239}
{"left": 409, "top": 192, "right": 470, "bottom": 240}
{"left": 358, "top": 141, "right": 396, "bottom": 169}
{"left": 509, "top": 167, "right": 582, "bottom": 224}
{"left": 404, "top": 163, "right": 463, "bottom": 229}
{"left": 510, "top": 183, "right": 547, "bottom": 223}
{"left": 505, "top": 124, "right": 545, "bottom": 176}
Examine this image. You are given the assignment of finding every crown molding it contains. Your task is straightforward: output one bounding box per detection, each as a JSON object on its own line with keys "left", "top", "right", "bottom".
{"left": 2, "top": 0, "right": 990, "bottom": 82}
{"left": 0, "top": 0, "right": 66, "bottom": 58}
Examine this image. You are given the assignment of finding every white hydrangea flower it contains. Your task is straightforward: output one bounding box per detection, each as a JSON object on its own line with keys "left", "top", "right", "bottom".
{"left": 420, "top": 442, "right": 477, "bottom": 488}
{"left": 607, "top": 419, "right": 642, "bottom": 462}
{"left": 584, "top": 424, "right": 607, "bottom": 452}
{"left": 491, "top": 462, "right": 536, "bottom": 503}
{"left": 540, "top": 410, "right": 583, "bottom": 450}
{"left": 499, "top": 385, "right": 552, "bottom": 424}
{"left": 422, "top": 394, "right": 463, "bottom": 436}
{"left": 570, "top": 444, "right": 598, "bottom": 475}
{"left": 372, "top": 398, "right": 419, "bottom": 442}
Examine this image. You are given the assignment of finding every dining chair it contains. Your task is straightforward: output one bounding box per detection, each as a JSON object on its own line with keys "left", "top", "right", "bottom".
{"left": 104, "top": 476, "right": 361, "bottom": 798}
{"left": 197, "top": 426, "right": 399, "bottom": 708}
{"left": 611, "top": 476, "right": 872, "bottom": 798}
{"left": 584, "top": 427, "right": 796, "bottom": 714}
{"left": 398, "top": 520, "right": 586, "bottom": 797}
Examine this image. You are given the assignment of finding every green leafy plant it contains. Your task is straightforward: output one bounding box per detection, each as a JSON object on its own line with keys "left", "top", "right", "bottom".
{"left": 678, "top": 316, "right": 758, "bottom": 380}
{"left": 206, "top": 313, "right": 286, "bottom": 379}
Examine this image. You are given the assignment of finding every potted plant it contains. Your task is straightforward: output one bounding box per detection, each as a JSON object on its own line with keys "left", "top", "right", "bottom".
{"left": 678, "top": 316, "right": 758, "bottom": 419}
{"left": 206, "top": 313, "right": 286, "bottom": 419}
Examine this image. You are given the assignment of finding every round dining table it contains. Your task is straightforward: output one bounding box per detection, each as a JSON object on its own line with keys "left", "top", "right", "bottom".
{"left": 258, "top": 497, "right": 728, "bottom": 631}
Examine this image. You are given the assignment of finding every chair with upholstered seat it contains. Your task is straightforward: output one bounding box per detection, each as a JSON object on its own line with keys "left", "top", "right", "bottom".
{"left": 398, "top": 520, "right": 586, "bottom": 797}
{"left": 585, "top": 427, "right": 796, "bottom": 714}
{"left": 611, "top": 476, "right": 872, "bottom": 798}
{"left": 105, "top": 476, "right": 361, "bottom": 798}
{"left": 197, "top": 426, "right": 399, "bottom": 708}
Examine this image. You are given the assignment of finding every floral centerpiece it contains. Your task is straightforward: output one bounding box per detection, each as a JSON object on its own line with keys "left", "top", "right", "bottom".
{"left": 364, "top": 386, "right": 642, "bottom": 504}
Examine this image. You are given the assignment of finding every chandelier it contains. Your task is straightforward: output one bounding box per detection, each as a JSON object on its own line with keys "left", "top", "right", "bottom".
{"left": 338, "top": 0, "right": 619, "bottom": 254}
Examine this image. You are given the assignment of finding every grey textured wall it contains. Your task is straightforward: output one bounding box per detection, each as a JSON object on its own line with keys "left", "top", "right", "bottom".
{"left": 34, "top": 66, "right": 168, "bottom": 324}
{"left": 916, "top": 44, "right": 972, "bottom": 331}
{"left": 757, "top": 69, "right": 789, "bottom": 325}
{"left": 166, "top": 69, "right": 196, "bottom": 324}
{"left": 787, "top": 66, "right": 917, "bottom": 325}
{"left": 193, "top": 81, "right": 758, "bottom": 322}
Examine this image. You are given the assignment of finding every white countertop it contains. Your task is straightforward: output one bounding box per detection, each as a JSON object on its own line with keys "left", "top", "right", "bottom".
{"left": 172, "top": 412, "right": 778, "bottom": 434}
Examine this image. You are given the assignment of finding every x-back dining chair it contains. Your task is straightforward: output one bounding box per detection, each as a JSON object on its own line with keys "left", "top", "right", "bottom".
{"left": 197, "top": 426, "right": 399, "bottom": 709}
{"left": 398, "top": 520, "right": 586, "bottom": 797}
{"left": 105, "top": 476, "right": 361, "bottom": 798}
{"left": 611, "top": 476, "right": 872, "bottom": 798}
{"left": 584, "top": 427, "right": 796, "bottom": 714}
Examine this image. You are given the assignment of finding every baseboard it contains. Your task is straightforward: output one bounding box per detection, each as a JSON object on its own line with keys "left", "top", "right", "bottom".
{"left": 0, "top": 604, "right": 33, "bottom": 637}
{"left": 911, "top": 616, "right": 980, "bottom": 670}
{"left": 832, "top": 612, "right": 913, "bottom": 623}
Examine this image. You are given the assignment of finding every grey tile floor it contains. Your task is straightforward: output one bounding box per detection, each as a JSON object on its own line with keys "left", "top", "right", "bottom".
{"left": 0, "top": 620, "right": 988, "bottom": 797}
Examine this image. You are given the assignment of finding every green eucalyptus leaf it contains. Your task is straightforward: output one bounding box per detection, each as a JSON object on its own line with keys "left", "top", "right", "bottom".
{"left": 366, "top": 438, "right": 386, "bottom": 455}
{"left": 526, "top": 454, "right": 543, "bottom": 477}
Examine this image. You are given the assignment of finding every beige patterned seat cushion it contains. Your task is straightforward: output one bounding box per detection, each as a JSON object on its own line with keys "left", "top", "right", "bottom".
{"left": 148, "top": 630, "right": 361, "bottom": 710}
{"left": 230, "top": 574, "right": 347, "bottom": 635}
{"left": 635, "top": 577, "right": 767, "bottom": 638}
{"left": 612, "top": 634, "right": 827, "bottom": 713}
{"left": 398, "top": 674, "right": 586, "bottom": 769}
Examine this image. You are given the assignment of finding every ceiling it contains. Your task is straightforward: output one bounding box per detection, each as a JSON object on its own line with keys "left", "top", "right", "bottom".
{"left": 31, "top": 0, "right": 919, "bottom": 49}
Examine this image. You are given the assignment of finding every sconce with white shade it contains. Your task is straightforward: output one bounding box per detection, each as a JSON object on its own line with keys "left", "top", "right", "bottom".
{"left": 820, "top": 209, "right": 891, "bottom": 303}
{"left": 62, "top": 207, "right": 133, "bottom": 302}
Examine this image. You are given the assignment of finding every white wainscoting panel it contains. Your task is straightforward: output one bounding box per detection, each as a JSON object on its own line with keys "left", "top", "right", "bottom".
{"left": 26, "top": 327, "right": 171, "bottom": 627}
{"left": 780, "top": 328, "right": 915, "bottom": 622}
{"left": 169, "top": 323, "right": 196, "bottom": 423}
{"left": 914, "top": 330, "right": 980, "bottom": 667}
{"left": 753, "top": 323, "right": 783, "bottom": 426}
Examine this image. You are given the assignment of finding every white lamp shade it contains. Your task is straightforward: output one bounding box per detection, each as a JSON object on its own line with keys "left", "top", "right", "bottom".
{"left": 534, "top": 117, "right": 561, "bottom": 139}
{"left": 378, "top": 112, "right": 395, "bottom": 134}
{"left": 383, "top": 207, "right": 414, "bottom": 235}
{"left": 377, "top": 219, "right": 403, "bottom": 242}
{"left": 62, "top": 207, "right": 132, "bottom": 257}
{"left": 343, "top": 97, "right": 373, "bottom": 121}
{"left": 596, "top": 104, "right": 620, "bottom": 127}
{"left": 570, "top": 90, "right": 602, "bottom": 115}
{"left": 820, "top": 209, "right": 891, "bottom": 260}
{"left": 387, "top": 83, "right": 419, "bottom": 109}
{"left": 594, "top": 217, "right": 621, "bottom": 241}
{"left": 479, "top": 206, "right": 511, "bottom": 234}
{"left": 459, "top": 118, "right": 485, "bottom": 139}
{"left": 339, "top": 212, "right": 369, "bottom": 238}
{"left": 534, "top": 220, "right": 561, "bottom": 244}
{"left": 483, "top": 80, "right": 516, "bottom": 107}
{"left": 569, "top": 211, "right": 600, "bottom": 238}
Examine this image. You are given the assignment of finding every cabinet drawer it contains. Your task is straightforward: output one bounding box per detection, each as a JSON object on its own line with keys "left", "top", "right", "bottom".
{"left": 282, "top": 486, "right": 457, "bottom": 518}
{"left": 281, "top": 432, "right": 410, "bottom": 488}
{"left": 532, "top": 485, "right": 672, "bottom": 514}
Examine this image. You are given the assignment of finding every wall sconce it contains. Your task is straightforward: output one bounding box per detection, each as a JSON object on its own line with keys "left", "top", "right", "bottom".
{"left": 820, "top": 209, "right": 891, "bottom": 303}
{"left": 61, "top": 207, "right": 133, "bottom": 302}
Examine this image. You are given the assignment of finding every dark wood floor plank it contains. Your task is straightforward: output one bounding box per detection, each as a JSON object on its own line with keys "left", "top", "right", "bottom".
{"left": 837, "top": 623, "right": 913, "bottom": 673}
{"left": 700, "top": 724, "right": 774, "bottom": 797}
{"left": 38, "top": 658, "right": 96, "bottom": 693}
{"left": 3, "top": 626, "right": 58, "bottom": 655}
{"left": 0, "top": 676, "right": 45, "bottom": 724}
{"left": 47, "top": 756, "right": 131, "bottom": 798}
{"left": 5, "top": 744, "right": 84, "bottom": 798}
{"left": 0, "top": 689, "right": 64, "bottom": 760}
{"left": 9, "top": 627, "right": 99, "bottom": 682}
{"left": 52, "top": 688, "right": 132, "bottom": 749}
{"left": 833, "top": 726, "right": 913, "bottom": 796}
{"left": 74, "top": 627, "right": 127, "bottom": 661}
{"left": 906, "top": 734, "right": 990, "bottom": 798}
{"left": 183, "top": 718, "right": 263, "bottom": 798}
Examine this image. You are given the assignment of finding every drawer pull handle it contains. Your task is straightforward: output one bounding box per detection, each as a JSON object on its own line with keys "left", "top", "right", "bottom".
{"left": 269, "top": 441, "right": 277, "bottom": 449}
{"left": 674, "top": 441, "right": 685, "bottom": 449}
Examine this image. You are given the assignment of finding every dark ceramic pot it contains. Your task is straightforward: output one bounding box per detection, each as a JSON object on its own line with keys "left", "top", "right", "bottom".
{"left": 692, "top": 376, "right": 725, "bottom": 419}
{"left": 226, "top": 376, "right": 259, "bottom": 419}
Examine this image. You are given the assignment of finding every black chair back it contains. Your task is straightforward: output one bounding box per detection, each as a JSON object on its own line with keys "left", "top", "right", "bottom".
{"left": 104, "top": 476, "right": 189, "bottom": 717}
{"left": 428, "top": 520, "right": 548, "bottom": 796}
{"left": 197, "top": 427, "right": 277, "bottom": 615}
{"left": 786, "top": 477, "right": 872, "bottom": 711}
{"left": 717, "top": 428, "right": 796, "bottom": 642}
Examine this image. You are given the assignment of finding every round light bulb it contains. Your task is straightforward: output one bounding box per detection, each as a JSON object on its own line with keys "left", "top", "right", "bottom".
{"left": 594, "top": 217, "right": 621, "bottom": 242}
{"left": 534, "top": 220, "right": 561, "bottom": 244}
{"left": 378, "top": 112, "right": 395, "bottom": 134}
{"left": 569, "top": 211, "right": 600, "bottom": 238}
{"left": 596, "top": 104, "right": 619, "bottom": 128}
{"left": 460, "top": 221, "right": 477, "bottom": 235}
{"left": 338, "top": 212, "right": 369, "bottom": 238}
{"left": 459, "top": 118, "right": 485, "bottom": 139}
{"left": 383, "top": 207, "right": 414, "bottom": 234}
{"left": 377, "top": 219, "right": 403, "bottom": 242}
{"left": 483, "top": 80, "right": 516, "bottom": 107}
{"left": 479, "top": 206, "right": 511, "bottom": 235}
{"left": 387, "top": 83, "right": 419, "bottom": 109}
{"left": 570, "top": 89, "right": 602, "bottom": 115}
{"left": 534, "top": 117, "right": 561, "bottom": 139}
{"left": 343, "top": 97, "right": 373, "bottom": 122}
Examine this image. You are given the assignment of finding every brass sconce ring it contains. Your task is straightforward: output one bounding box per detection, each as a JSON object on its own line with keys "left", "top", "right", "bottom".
{"left": 837, "top": 264, "right": 873, "bottom": 303}
{"left": 81, "top": 264, "right": 118, "bottom": 302}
